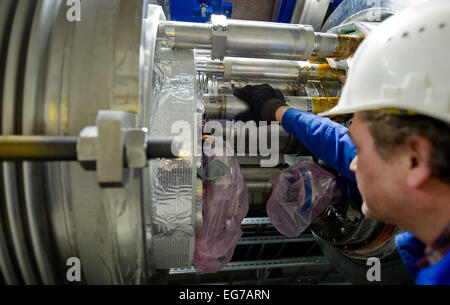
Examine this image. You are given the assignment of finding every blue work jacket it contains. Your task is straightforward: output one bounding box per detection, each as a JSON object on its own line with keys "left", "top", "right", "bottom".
{"left": 281, "top": 108, "right": 450, "bottom": 285}
{"left": 281, "top": 108, "right": 357, "bottom": 183}
{"left": 396, "top": 232, "right": 450, "bottom": 285}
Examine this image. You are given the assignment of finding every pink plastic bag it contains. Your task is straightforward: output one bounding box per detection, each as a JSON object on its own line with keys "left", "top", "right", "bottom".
{"left": 194, "top": 139, "right": 249, "bottom": 274}
{"left": 267, "top": 159, "right": 336, "bottom": 238}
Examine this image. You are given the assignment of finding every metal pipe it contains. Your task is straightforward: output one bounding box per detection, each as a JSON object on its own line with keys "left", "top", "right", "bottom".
{"left": 205, "top": 57, "right": 344, "bottom": 82}
{"left": 241, "top": 167, "right": 282, "bottom": 182}
{"left": 146, "top": 136, "right": 182, "bottom": 159}
{"left": 229, "top": 81, "right": 302, "bottom": 96}
{"left": 0, "top": 135, "right": 180, "bottom": 161}
{"left": 159, "top": 21, "right": 213, "bottom": 49}
{"left": 220, "top": 125, "right": 311, "bottom": 155}
{"left": 312, "top": 33, "right": 364, "bottom": 59}
{"left": 246, "top": 181, "right": 273, "bottom": 193}
{"left": 158, "top": 19, "right": 362, "bottom": 60}
{"left": 203, "top": 94, "right": 339, "bottom": 120}
{"left": 0, "top": 136, "right": 78, "bottom": 161}
{"left": 197, "top": 73, "right": 302, "bottom": 96}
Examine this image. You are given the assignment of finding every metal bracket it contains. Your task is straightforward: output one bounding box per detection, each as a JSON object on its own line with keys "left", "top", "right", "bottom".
{"left": 77, "top": 110, "right": 180, "bottom": 186}
{"left": 77, "top": 110, "right": 139, "bottom": 187}
{"left": 211, "top": 14, "right": 228, "bottom": 60}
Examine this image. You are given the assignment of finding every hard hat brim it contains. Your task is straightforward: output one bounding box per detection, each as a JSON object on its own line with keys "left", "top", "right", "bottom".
{"left": 318, "top": 99, "right": 450, "bottom": 124}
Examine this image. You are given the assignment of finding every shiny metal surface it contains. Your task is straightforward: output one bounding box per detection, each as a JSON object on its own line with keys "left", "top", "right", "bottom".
{"left": 0, "top": 0, "right": 21, "bottom": 285}
{"left": 0, "top": 0, "right": 148, "bottom": 284}
{"left": 159, "top": 18, "right": 362, "bottom": 60}
{"left": 0, "top": 0, "right": 403, "bottom": 286}
{"left": 0, "top": 136, "right": 77, "bottom": 161}
{"left": 46, "top": 0, "right": 146, "bottom": 284}
{"left": 22, "top": 0, "right": 63, "bottom": 283}
{"left": 246, "top": 181, "right": 273, "bottom": 193}
{"left": 2, "top": 0, "right": 40, "bottom": 285}
{"left": 204, "top": 57, "right": 344, "bottom": 83}
{"left": 203, "top": 94, "right": 339, "bottom": 120}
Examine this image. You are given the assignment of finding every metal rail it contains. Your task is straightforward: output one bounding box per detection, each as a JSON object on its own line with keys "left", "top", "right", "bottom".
{"left": 169, "top": 256, "right": 330, "bottom": 274}
{"left": 237, "top": 234, "right": 315, "bottom": 245}
{"left": 241, "top": 217, "right": 272, "bottom": 225}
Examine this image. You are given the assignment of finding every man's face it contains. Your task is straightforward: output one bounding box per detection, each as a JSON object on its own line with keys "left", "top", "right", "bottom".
{"left": 348, "top": 113, "right": 404, "bottom": 223}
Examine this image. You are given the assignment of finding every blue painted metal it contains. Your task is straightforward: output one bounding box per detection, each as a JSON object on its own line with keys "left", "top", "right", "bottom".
{"left": 329, "top": 0, "right": 345, "bottom": 11}
{"left": 169, "top": 0, "right": 232, "bottom": 23}
{"left": 276, "top": 0, "right": 297, "bottom": 23}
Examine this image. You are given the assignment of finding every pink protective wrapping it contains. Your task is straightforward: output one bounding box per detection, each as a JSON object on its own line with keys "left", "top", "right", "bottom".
{"left": 194, "top": 143, "right": 249, "bottom": 274}
{"left": 267, "top": 159, "right": 336, "bottom": 238}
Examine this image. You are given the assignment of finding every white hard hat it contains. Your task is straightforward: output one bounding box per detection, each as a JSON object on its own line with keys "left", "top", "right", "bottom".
{"left": 319, "top": 0, "right": 450, "bottom": 124}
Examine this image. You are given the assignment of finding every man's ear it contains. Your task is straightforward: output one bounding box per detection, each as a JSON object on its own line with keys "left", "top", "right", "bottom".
{"left": 403, "top": 135, "right": 433, "bottom": 187}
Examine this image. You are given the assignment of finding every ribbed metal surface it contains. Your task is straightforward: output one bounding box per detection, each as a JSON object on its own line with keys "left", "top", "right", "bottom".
{"left": 0, "top": 0, "right": 21, "bottom": 285}
{"left": 0, "top": 0, "right": 147, "bottom": 285}
{"left": 1, "top": 0, "right": 41, "bottom": 285}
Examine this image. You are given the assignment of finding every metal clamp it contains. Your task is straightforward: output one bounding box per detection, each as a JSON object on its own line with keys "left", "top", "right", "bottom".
{"left": 211, "top": 14, "right": 228, "bottom": 60}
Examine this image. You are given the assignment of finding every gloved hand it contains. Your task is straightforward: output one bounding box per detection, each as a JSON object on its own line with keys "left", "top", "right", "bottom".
{"left": 233, "top": 84, "right": 288, "bottom": 122}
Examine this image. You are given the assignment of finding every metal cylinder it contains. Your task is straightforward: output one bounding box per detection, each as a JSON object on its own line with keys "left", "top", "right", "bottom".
{"left": 146, "top": 136, "right": 182, "bottom": 159}
{"left": 221, "top": 124, "right": 311, "bottom": 156}
{"left": 203, "top": 94, "right": 339, "bottom": 120}
{"left": 159, "top": 21, "right": 213, "bottom": 49}
{"left": 246, "top": 181, "right": 273, "bottom": 193}
{"left": 241, "top": 167, "right": 282, "bottom": 182}
{"left": 0, "top": 0, "right": 147, "bottom": 285}
{"left": 158, "top": 19, "right": 362, "bottom": 60}
{"left": 196, "top": 73, "right": 302, "bottom": 96}
{"left": 0, "top": 136, "right": 78, "bottom": 161}
{"left": 205, "top": 57, "right": 344, "bottom": 83}
{"left": 229, "top": 80, "right": 303, "bottom": 96}
{"left": 312, "top": 33, "right": 363, "bottom": 59}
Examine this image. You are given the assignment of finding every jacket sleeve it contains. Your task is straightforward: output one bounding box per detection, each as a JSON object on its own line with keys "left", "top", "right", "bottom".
{"left": 281, "top": 108, "right": 357, "bottom": 183}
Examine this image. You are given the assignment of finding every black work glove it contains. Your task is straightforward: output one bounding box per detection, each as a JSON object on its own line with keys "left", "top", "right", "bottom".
{"left": 233, "top": 84, "right": 288, "bottom": 122}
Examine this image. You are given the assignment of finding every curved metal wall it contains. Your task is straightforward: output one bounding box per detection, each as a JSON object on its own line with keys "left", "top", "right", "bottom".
{"left": 0, "top": 0, "right": 148, "bottom": 284}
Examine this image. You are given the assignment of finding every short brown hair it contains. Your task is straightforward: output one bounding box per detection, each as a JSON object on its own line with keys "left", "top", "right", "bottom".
{"left": 359, "top": 111, "right": 450, "bottom": 184}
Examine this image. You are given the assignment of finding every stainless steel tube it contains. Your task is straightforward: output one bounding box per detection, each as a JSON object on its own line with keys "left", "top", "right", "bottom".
{"left": 220, "top": 125, "right": 311, "bottom": 155}
{"left": 158, "top": 19, "right": 363, "bottom": 60}
{"left": 196, "top": 73, "right": 302, "bottom": 96}
{"left": 159, "top": 21, "right": 213, "bottom": 49}
{"left": 205, "top": 57, "right": 344, "bottom": 82}
{"left": 203, "top": 94, "right": 339, "bottom": 120}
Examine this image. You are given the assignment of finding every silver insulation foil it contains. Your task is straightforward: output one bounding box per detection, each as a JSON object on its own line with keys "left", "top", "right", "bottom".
{"left": 141, "top": 5, "right": 202, "bottom": 268}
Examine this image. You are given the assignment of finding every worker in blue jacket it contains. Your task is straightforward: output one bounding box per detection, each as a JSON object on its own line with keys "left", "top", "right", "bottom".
{"left": 234, "top": 0, "right": 450, "bottom": 285}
